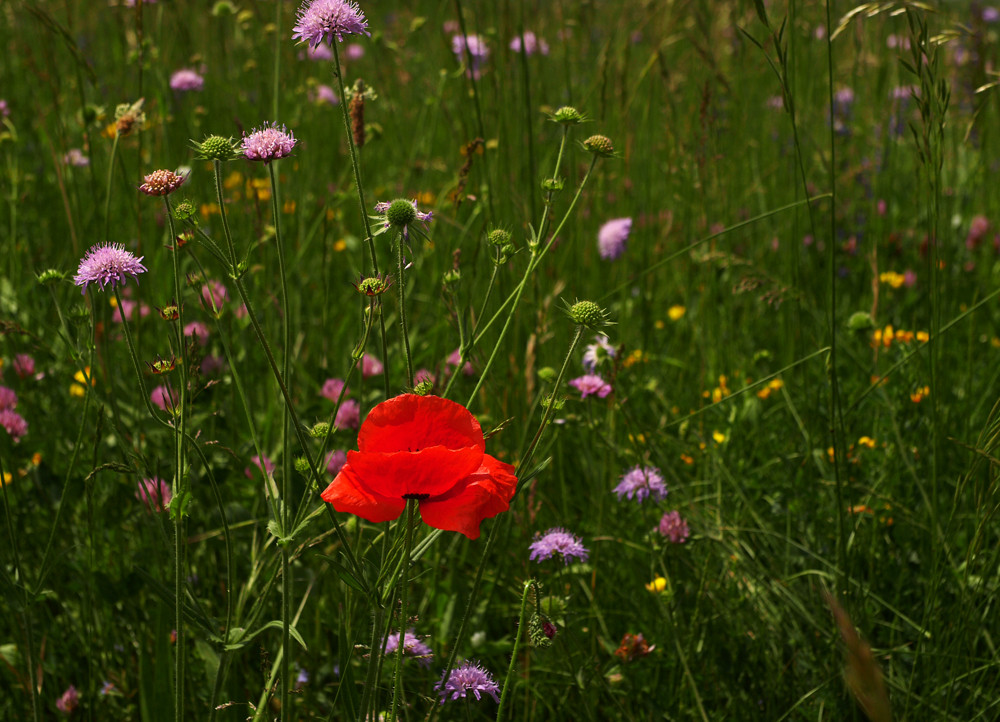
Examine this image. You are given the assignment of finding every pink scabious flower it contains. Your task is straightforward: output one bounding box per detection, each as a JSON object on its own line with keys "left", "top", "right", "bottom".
{"left": 136, "top": 477, "right": 172, "bottom": 512}
{"left": 529, "top": 527, "right": 589, "bottom": 564}
{"left": 139, "top": 169, "right": 186, "bottom": 196}
{"left": 582, "top": 335, "right": 616, "bottom": 373}
{"left": 614, "top": 465, "right": 668, "bottom": 503}
{"left": 335, "top": 399, "right": 361, "bottom": 430}
{"left": 201, "top": 280, "right": 229, "bottom": 312}
{"left": 598, "top": 217, "right": 632, "bottom": 260}
{"left": 321, "top": 377, "right": 347, "bottom": 402}
{"left": 569, "top": 374, "right": 612, "bottom": 399}
{"left": 245, "top": 454, "right": 276, "bottom": 479}
{"left": 184, "top": 321, "right": 211, "bottom": 346}
{"left": 0, "top": 386, "right": 17, "bottom": 410}
{"left": 509, "top": 31, "right": 549, "bottom": 56}
{"left": 361, "top": 353, "right": 383, "bottom": 378}
{"left": 325, "top": 449, "right": 347, "bottom": 475}
{"left": 345, "top": 42, "right": 365, "bottom": 60}
{"left": 169, "top": 68, "right": 204, "bottom": 93}
{"left": 312, "top": 84, "right": 339, "bottom": 105}
{"left": 384, "top": 628, "right": 434, "bottom": 667}
{"left": 292, "top": 0, "right": 370, "bottom": 47}
{"left": 111, "top": 298, "right": 150, "bottom": 323}
{"left": 64, "top": 148, "right": 90, "bottom": 167}
{"left": 446, "top": 348, "right": 474, "bottom": 376}
{"left": 658, "top": 510, "right": 690, "bottom": 543}
{"left": 0, "top": 409, "right": 28, "bottom": 442}
{"left": 967, "top": 215, "right": 990, "bottom": 250}
{"left": 435, "top": 660, "right": 500, "bottom": 704}
{"left": 241, "top": 122, "right": 297, "bottom": 163}
{"left": 452, "top": 34, "right": 490, "bottom": 78}
{"left": 305, "top": 43, "right": 334, "bottom": 61}
{"left": 13, "top": 354, "right": 35, "bottom": 379}
{"left": 55, "top": 684, "right": 79, "bottom": 715}
{"left": 150, "top": 384, "right": 177, "bottom": 413}
{"left": 74, "top": 243, "right": 147, "bottom": 294}
{"left": 0, "top": 99, "right": 9, "bottom": 118}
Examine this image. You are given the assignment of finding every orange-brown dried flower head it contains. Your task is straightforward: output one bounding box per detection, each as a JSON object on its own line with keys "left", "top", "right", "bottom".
{"left": 140, "top": 169, "right": 186, "bottom": 196}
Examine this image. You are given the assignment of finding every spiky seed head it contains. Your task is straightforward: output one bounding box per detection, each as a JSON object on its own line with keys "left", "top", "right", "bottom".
{"left": 309, "top": 422, "right": 331, "bottom": 438}
{"left": 551, "top": 106, "right": 584, "bottom": 124}
{"left": 488, "top": 229, "right": 511, "bottom": 246}
{"left": 583, "top": 134, "right": 614, "bottom": 156}
{"left": 294, "top": 456, "right": 311, "bottom": 474}
{"left": 567, "top": 300, "right": 609, "bottom": 328}
{"left": 37, "top": 269, "right": 66, "bottom": 285}
{"left": 413, "top": 379, "right": 434, "bottom": 396}
{"left": 386, "top": 198, "right": 418, "bottom": 228}
{"left": 354, "top": 274, "right": 393, "bottom": 296}
{"left": 192, "top": 135, "right": 241, "bottom": 162}
{"left": 173, "top": 200, "right": 197, "bottom": 221}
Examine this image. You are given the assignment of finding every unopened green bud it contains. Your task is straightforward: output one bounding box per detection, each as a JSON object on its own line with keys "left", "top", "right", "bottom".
{"left": 442, "top": 268, "right": 461, "bottom": 286}
{"left": 192, "top": 135, "right": 241, "bottom": 162}
{"left": 173, "top": 200, "right": 197, "bottom": 221}
{"left": 528, "top": 613, "right": 556, "bottom": 647}
{"left": 354, "top": 274, "right": 393, "bottom": 297}
{"left": 541, "top": 177, "right": 564, "bottom": 192}
{"left": 582, "top": 134, "right": 615, "bottom": 157}
{"left": 413, "top": 379, "right": 434, "bottom": 396}
{"left": 385, "top": 199, "right": 417, "bottom": 229}
{"left": 293, "top": 457, "right": 310, "bottom": 474}
{"left": 310, "top": 422, "right": 331, "bottom": 439}
{"left": 488, "top": 229, "right": 511, "bottom": 247}
{"left": 567, "top": 300, "right": 609, "bottom": 328}
{"left": 551, "top": 106, "right": 585, "bottom": 125}
{"left": 37, "top": 268, "right": 65, "bottom": 285}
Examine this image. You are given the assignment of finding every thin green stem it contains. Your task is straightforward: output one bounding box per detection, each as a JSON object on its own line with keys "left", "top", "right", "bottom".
{"left": 496, "top": 580, "right": 534, "bottom": 722}
{"left": 103, "top": 134, "right": 120, "bottom": 244}
{"left": 388, "top": 501, "right": 417, "bottom": 722}
{"left": 397, "top": 232, "right": 414, "bottom": 385}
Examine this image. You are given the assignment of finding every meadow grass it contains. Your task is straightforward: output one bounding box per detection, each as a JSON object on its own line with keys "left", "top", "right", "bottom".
{"left": 2, "top": 0, "right": 1000, "bottom": 719}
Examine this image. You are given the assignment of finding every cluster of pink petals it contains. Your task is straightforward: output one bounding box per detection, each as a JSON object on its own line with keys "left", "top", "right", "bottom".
{"left": 169, "top": 68, "right": 204, "bottom": 93}
{"left": 292, "top": 0, "right": 370, "bottom": 47}
{"left": 241, "top": 122, "right": 298, "bottom": 163}
{"left": 136, "top": 477, "right": 172, "bottom": 512}
{"left": 568, "top": 374, "right": 612, "bottom": 399}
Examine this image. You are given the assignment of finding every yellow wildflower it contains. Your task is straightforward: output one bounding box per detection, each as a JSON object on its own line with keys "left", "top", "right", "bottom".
{"left": 857, "top": 436, "right": 876, "bottom": 449}
{"left": 910, "top": 386, "right": 930, "bottom": 403}
{"left": 645, "top": 576, "right": 667, "bottom": 593}
{"left": 712, "top": 430, "right": 727, "bottom": 444}
{"left": 333, "top": 239, "right": 348, "bottom": 252}
{"left": 70, "top": 367, "right": 96, "bottom": 397}
{"left": 668, "top": 305, "right": 686, "bottom": 321}
{"left": 879, "top": 271, "right": 906, "bottom": 289}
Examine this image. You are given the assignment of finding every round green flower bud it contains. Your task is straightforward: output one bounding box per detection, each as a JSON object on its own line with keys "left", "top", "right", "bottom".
{"left": 567, "top": 300, "right": 608, "bottom": 328}
{"left": 212, "top": 0, "right": 238, "bottom": 16}
{"left": 386, "top": 199, "right": 417, "bottom": 229}
{"left": 847, "top": 311, "right": 874, "bottom": 332}
{"left": 354, "top": 274, "right": 393, "bottom": 296}
{"left": 413, "top": 379, "right": 434, "bottom": 396}
{"left": 442, "top": 268, "right": 461, "bottom": 286}
{"left": 551, "top": 106, "right": 584, "bottom": 125}
{"left": 37, "top": 268, "right": 66, "bottom": 285}
{"left": 541, "top": 177, "right": 564, "bottom": 192}
{"left": 310, "top": 422, "right": 331, "bottom": 439}
{"left": 582, "top": 134, "right": 614, "bottom": 157}
{"left": 173, "top": 200, "right": 197, "bottom": 221}
{"left": 293, "top": 456, "right": 311, "bottom": 474}
{"left": 192, "top": 135, "right": 240, "bottom": 162}
{"left": 488, "top": 229, "right": 511, "bottom": 247}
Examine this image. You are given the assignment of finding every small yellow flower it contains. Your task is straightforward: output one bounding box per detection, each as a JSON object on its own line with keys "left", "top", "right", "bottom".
{"left": 680, "top": 453, "right": 694, "bottom": 465}
{"left": 917, "top": 331, "right": 930, "bottom": 343}
{"left": 857, "top": 436, "right": 876, "bottom": 449}
{"left": 333, "top": 239, "right": 348, "bottom": 252}
{"left": 712, "top": 430, "right": 727, "bottom": 444}
{"left": 70, "top": 366, "right": 96, "bottom": 397}
{"left": 654, "top": 319, "right": 665, "bottom": 330}
{"left": 879, "top": 271, "right": 906, "bottom": 289}
{"left": 1, "top": 472, "right": 12, "bottom": 487}
{"left": 282, "top": 199, "right": 296, "bottom": 214}
{"left": 645, "top": 576, "right": 667, "bottom": 593}
{"left": 910, "top": 386, "right": 930, "bottom": 403}
{"left": 623, "top": 349, "right": 646, "bottom": 368}
{"left": 668, "top": 305, "right": 686, "bottom": 321}
{"left": 200, "top": 202, "right": 221, "bottom": 219}
{"left": 223, "top": 170, "right": 243, "bottom": 190}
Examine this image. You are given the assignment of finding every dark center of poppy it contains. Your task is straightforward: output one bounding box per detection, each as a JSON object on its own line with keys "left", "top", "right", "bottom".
{"left": 403, "top": 493, "right": 430, "bottom": 501}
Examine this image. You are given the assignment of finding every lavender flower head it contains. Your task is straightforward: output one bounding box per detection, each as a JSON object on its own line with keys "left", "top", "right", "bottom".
{"left": 582, "top": 335, "right": 616, "bottom": 373}
{"left": 658, "top": 510, "right": 690, "bottom": 543}
{"left": 598, "top": 217, "right": 632, "bottom": 260}
{"left": 169, "top": 68, "right": 204, "bottom": 93}
{"left": 150, "top": 384, "right": 177, "bottom": 413}
{"left": 361, "top": 353, "right": 383, "bottom": 378}
{"left": 13, "top": 354, "right": 35, "bottom": 379}
{"left": 245, "top": 454, "right": 276, "bottom": 479}
{"left": 321, "top": 377, "right": 347, "bottom": 402}
{"left": 335, "top": 399, "right": 361, "bottom": 430}
{"left": 56, "top": 685, "right": 79, "bottom": 715}
{"left": 568, "top": 373, "right": 612, "bottom": 399}
{"left": 435, "top": 660, "right": 500, "bottom": 704}
{"left": 64, "top": 148, "right": 90, "bottom": 167}
{"left": 384, "top": 628, "right": 433, "bottom": 667}
{"left": 0, "top": 409, "right": 28, "bottom": 442}
{"left": 292, "top": 0, "right": 370, "bottom": 47}
{"left": 614, "top": 465, "right": 668, "bottom": 503}
{"left": 510, "top": 31, "right": 549, "bottom": 56}
{"left": 136, "top": 477, "right": 172, "bottom": 512}
{"left": 305, "top": 43, "right": 334, "bottom": 61}
{"left": 74, "top": 243, "right": 147, "bottom": 294}
{"left": 0, "top": 386, "right": 17, "bottom": 410}
{"left": 0, "top": 99, "right": 9, "bottom": 118}
{"left": 452, "top": 34, "right": 490, "bottom": 78}
{"left": 529, "top": 527, "right": 589, "bottom": 564}
{"left": 242, "top": 122, "right": 297, "bottom": 163}
{"left": 325, "top": 449, "right": 347, "bottom": 475}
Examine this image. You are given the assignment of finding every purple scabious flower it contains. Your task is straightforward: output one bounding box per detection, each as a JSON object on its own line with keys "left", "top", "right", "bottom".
{"left": 446, "top": 348, "right": 474, "bottom": 376}
{"left": 136, "top": 477, "right": 171, "bottom": 512}
{"left": 321, "top": 377, "right": 347, "bottom": 402}
{"left": 64, "top": 148, "right": 90, "bottom": 167}
{"left": 361, "top": 353, "right": 383, "bottom": 378}
{"left": 242, "top": 122, "right": 297, "bottom": 163}
{"left": 614, "top": 465, "right": 667, "bottom": 503}
{"left": 452, "top": 34, "right": 490, "bottom": 78}
{"left": 509, "top": 31, "right": 549, "bottom": 56}
{"left": 985, "top": 6, "right": 1000, "bottom": 23}
{"left": 150, "top": 384, "right": 177, "bottom": 413}
{"left": 74, "top": 243, "right": 147, "bottom": 294}
{"left": 435, "top": 660, "right": 500, "bottom": 704}
{"left": 384, "top": 628, "right": 433, "bottom": 668}
{"left": 529, "top": 527, "right": 589, "bottom": 564}
{"left": 292, "top": 0, "right": 370, "bottom": 47}
{"left": 305, "top": 43, "right": 334, "bottom": 61}
{"left": 245, "top": 454, "right": 276, "bottom": 479}
{"left": 325, "top": 449, "right": 347, "bottom": 475}
{"left": 345, "top": 42, "right": 365, "bottom": 60}
{"left": 13, "top": 354, "right": 35, "bottom": 379}
{"left": 55, "top": 685, "right": 79, "bottom": 715}
{"left": 0, "top": 386, "right": 17, "bottom": 411}
{"left": 582, "top": 335, "right": 616, "bottom": 373}
{"left": 184, "top": 321, "right": 211, "bottom": 347}
{"left": 0, "top": 409, "right": 28, "bottom": 442}
{"left": 0, "top": 99, "right": 9, "bottom": 118}
{"left": 335, "top": 399, "right": 360, "bottom": 430}
{"left": 598, "top": 217, "right": 632, "bottom": 260}
{"left": 201, "top": 279, "right": 228, "bottom": 312}
{"left": 658, "top": 510, "right": 690, "bottom": 543}
{"left": 313, "top": 84, "right": 339, "bottom": 105}
{"left": 568, "top": 374, "right": 612, "bottom": 399}
{"left": 169, "top": 68, "right": 204, "bottom": 93}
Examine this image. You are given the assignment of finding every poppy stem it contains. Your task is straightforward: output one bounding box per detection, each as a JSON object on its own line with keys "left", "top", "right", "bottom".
{"left": 388, "top": 500, "right": 417, "bottom": 721}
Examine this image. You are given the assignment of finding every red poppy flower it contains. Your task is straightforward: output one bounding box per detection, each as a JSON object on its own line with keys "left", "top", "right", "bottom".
{"left": 320, "top": 394, "right": 517, "bottom": 539}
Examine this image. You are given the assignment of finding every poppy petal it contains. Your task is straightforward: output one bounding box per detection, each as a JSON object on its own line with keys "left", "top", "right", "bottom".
{"left": 347, "top": 446, "right": 484, "bottom": 499}
{"left": 418, "top": 455, "right": 518, "bottom": 539}
{"left": 358, "top": 394, "right": 485, "bottom": 455}
{"left": 321, "top": 463, "right": 406, "bottom": 523}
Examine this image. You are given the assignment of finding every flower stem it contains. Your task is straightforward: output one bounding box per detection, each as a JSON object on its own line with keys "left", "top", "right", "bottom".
{"left": 397, "top": 232, "right": 414, "bottom": 385}
{"left": 388, "top": 500, "right": 417, "bottom": 722}
{"left": 496, "top": 580, "right": 535, "bottom": 722}
{"left": 102, "top": 134, "right": 120, "bottom": 244}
